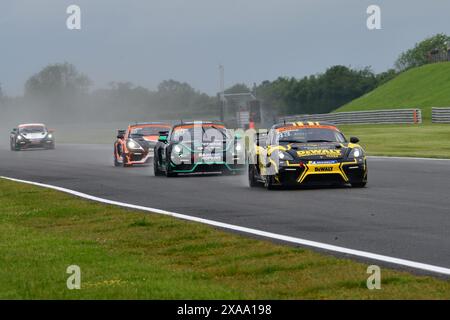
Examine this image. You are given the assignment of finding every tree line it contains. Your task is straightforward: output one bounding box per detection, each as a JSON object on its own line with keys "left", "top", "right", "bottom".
{"left": 1, "top": 33, "right": 448, "bottom": 123}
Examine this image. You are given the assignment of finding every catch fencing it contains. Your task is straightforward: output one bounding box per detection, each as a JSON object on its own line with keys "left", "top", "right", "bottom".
{"left": 432, "top": 107, "right": 450, "bottom": 123}
{"left": 278, "top": 108, "right": 422, "bottom": 125}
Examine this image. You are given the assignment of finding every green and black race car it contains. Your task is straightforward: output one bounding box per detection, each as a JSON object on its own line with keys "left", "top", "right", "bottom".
{"left": 153, "top": 121, "right": 245, "bottom": 177}
{"left": 248, "top": 121, "right": 367, "bottom": 189}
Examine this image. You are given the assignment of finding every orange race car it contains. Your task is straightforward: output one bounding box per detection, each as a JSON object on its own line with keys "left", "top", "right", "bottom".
{"left": 114, "top": 122, "right": 171, "bottom": 167}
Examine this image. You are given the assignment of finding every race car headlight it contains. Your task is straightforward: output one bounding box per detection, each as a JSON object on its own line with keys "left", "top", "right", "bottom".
{"left": 349, "top": 147, "right": 364, "bottom": 158}
{"left": 47, "top": 134, "right": 53, "bottom": 139}
{"left": 127, "top": 140, "right": 141, "bottom": 150}
{"left": 235, "top": 142, "right": 242, "bottom": 152}
{"left": 272, "top": 150, "right": 294, "bottom": 161}
{"left": 173, "top": 144, "right": 182, "bottom": 154}
{"left": 17, "top": 135, "right": 23, "bottom": 140}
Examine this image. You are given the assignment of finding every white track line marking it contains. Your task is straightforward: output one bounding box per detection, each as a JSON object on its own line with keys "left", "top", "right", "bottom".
{"left": 2, "top": 175, "right": 450, "bottom": 276}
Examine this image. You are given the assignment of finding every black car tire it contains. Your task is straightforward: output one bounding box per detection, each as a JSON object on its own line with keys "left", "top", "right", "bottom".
{"left": 165, "top": 161, "right": 177, "bottom": 177}
{"left": 113, "top": 145, "right": 121, "bottom": 167}
{"left": 264, "top": 175, "right": 276, "bottom": 190}
{"left": 114, "top": 153, "right": 121, "bottom": 167}
{"left": 248, "top": 164, "right": 260, "bottom": 188}
{"left": 122, "top": 153, "right": 132, "bottom": 167}
{"left": 154, "top": 157, "right": 164, "bottom": 176}
{"left": 351, "top": 182, "right": 367, "bottom": 188}
{"left": 13, "top": 142, "right": 21, "bottom": 151}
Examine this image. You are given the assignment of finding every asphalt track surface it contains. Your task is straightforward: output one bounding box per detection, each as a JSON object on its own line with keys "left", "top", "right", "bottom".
{"left": 1, "top": 143, "right": 450, "bottom": 272}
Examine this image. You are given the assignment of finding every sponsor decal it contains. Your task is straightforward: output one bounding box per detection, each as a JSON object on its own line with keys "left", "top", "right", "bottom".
{"left": 200, "top": 154, "right": 223, "bottom": 162}
{"left": 310, "top": 160, "right": 338, "bottom": 164}
{"left": 297, "top": 149, "right": 342, "bottom": 158}
{"left": 314, "top": 166, "right": 333, "bottom": 172}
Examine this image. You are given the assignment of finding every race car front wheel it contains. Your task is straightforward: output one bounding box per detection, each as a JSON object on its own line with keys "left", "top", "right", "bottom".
{"left": 153, "top": 158, "right": 164, "bottom": 176}
{"left": 114, "top": 155, "right": 121, "bottom": 167}
{"left": 264, "top": 175, "right": 277, "bottom": 190}
{"left": 122, "top": 154, "right": 132, "bottom": 167}
{"left": 351, "top": 182, "right": 367, "bottom": 188}
{"left": 165, "top": 162, "right": 177, "bottom": 177}
{"left": 248, "top": 164, "right": 261, "bottom": 188}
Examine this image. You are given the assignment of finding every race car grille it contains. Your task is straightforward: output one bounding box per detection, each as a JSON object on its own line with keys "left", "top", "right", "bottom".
{"left": 278, "top": 170, "right": 303, "bottom": 184}
{"left": 301, "top": 174, "right": 345, "bottom": 185}
{"left": 25, "top": 143, "right": 45, "bottom": 148}
{"left": 173, "top": 163, "right": 229, "bottom": 173}
{"left": 129, "top": 153, "right": 147, "bottom": 162}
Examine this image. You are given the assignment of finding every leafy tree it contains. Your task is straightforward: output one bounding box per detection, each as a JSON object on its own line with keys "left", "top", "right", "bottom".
{"left": 255, "top": 66, "right": 379, "bottom": 115}
{"left": 224, "top": 83, "right": 251, "bottom": 94}
{"left": 155, "top": 80, "right": 216, "bottom": 117}
{"left": 22, "top": 63, "right": 92, "bottom": 121}
{"left": 395, "top": 33, "right": 450, "bottom": 71}
{"left": 25, "top": 62, "right": 91, "bottom": 98}
{"left": 376, "top": 68, "right": 398, "bottom": 85}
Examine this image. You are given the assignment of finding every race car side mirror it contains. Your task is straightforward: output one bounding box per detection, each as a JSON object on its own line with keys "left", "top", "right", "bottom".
{"left": 158, "top": 135, "right": 168, "bottom": 143}
{"left": 158, "top": 131, "right": 169, "bottom": 143}
{"left": 256, "top": 131, "right": 268, "bottom": 147}
{"left": 117, "top": 129, "right": 126, "bottom": 139}
{"left": 258, "top": 139, "right": 267, "bottom": 147}
{"left": 350, "top": 137, "right": 360, "bottom": 143}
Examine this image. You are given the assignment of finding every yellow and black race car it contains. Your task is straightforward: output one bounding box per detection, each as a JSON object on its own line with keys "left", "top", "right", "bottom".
{"left": 248, "top": 122, "right": 367, "bottom": 189}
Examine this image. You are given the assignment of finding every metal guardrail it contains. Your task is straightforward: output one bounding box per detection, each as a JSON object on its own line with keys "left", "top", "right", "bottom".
{"left": 432, "top": 107, "right": 450, "bottom": 123}
{"left": 278, "top": 108, "right": 422, "bottom": 125}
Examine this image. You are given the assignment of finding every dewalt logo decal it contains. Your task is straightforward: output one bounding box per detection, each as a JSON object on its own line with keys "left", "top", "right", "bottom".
{"left": 314, "top": 167, "right": 333, "bottom": 172}
{"left": 297, "top": 149, "right": 342, "bottom": 158}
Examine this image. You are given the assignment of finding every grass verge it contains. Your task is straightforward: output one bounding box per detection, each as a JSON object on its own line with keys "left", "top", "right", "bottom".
{"left": 1, "top": 179, "right": 450, "bottom": 299}
{"left": 337, "top": 62, "right": 450, "bottom": 121}
{"left": 340, "top": 123, "right": 450, "bottom": 159}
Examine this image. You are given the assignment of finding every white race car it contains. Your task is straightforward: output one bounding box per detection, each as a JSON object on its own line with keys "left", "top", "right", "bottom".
{"left": 10, "top": 123, "right": 55, "bottom": 151}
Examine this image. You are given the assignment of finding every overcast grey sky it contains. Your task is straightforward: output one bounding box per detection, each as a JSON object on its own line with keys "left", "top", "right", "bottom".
{"left": 1, "top": 0, "right": 449, "bottom": 96}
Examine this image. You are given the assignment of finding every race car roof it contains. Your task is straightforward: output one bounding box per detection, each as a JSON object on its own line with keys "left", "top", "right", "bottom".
{"left": 129, "top": 122, "right": 171, "bottom": 127}
{"left": 172, "top": 121, "right": 225, "bottom": 129}
{"left": 18, "top": 123, "right": 46, "bottom": 128}
{"left": 273, "top": 121, "right": 339, "bottom": 131}
{"left": 128, "top": 122, "right": 172, "bottom": 129}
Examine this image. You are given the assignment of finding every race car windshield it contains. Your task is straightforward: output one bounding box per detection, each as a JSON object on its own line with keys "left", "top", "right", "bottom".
{"left": 171, "top": 126, "right": 229, "bottom": 142}
{"left": 130, "top": 126, "right": 169, "bottom": 137}
{"left": 19, "top": 126, "right": 46, "bottom": 134}
{"left": 276, "top": 128, "right": 346, "bottom": 144}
